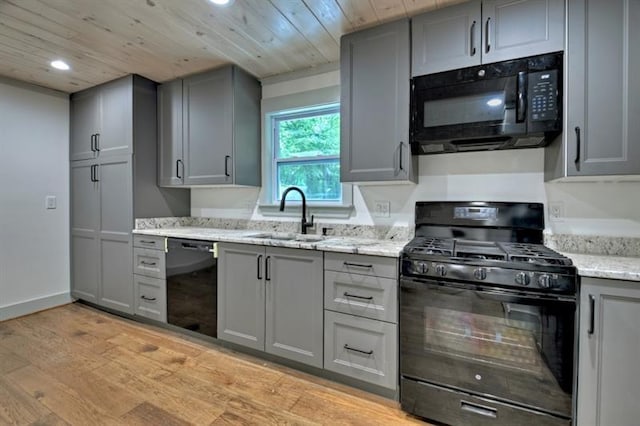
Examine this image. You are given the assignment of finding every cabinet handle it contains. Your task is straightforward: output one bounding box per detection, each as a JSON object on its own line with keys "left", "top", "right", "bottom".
{"left": 94, "top": 133, "right": 100, "bottom": 152}
{"left": 460, "top": 401, "right": 497, "bottom": 418}
{"left": 470, "top": 21, "right": 476, "bottom": 56}
{"left": 588, "top": 294, "right": 595, "bottom": 335}
{"left": 574, "top": 126, "right": 581, "bottom": 165}
{"left": 485, "top": 17, "right": 491, "bottom": 53}
{"left": 398, "top": 141, "right": 404, "bottom": 172}
{"left": 344, "top": 344, "right": 373, "bottom": 356}
{"left": 257, "top": 254, "right": 263, "bottom": 280}
{"left": 344, "top": 261, "right": 373, "bottom": 269}
{"left": 140, "top": 295, "right": 157, "bottom": 302}
{"left": 90, "top": 134, "right": 96, "bottom": 152}
{"left": 140, "top": 261, "right": 157, "bottom": 266}
{"left": 343, "top": 292, "right": 374, "bottom": 301}
{"left": 94, "top": 164, "right": 99, "bottom": 182}
{"left": 176, "top": 159, "right": 183, "bottom": 179}
{"left": 224, "top": 155, "right": 231, "bottom": 177}
{"left": 139, "top": 240, "right": 156, "bottom": 245}
{"left": 90, "top": 164, "right": 95, "bottom": 182}
{"left": 265, "top": 256, "right": 271, "bottom": 281}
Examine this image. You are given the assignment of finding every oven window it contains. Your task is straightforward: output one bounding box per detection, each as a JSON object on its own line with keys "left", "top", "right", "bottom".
{"left": 423, "top": 92, "right": 506, "bottom": 127}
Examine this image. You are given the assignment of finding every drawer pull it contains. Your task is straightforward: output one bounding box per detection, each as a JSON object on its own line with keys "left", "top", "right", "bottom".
{"left": 140, "top": 240, "right": 156, "bottom": 245}
{"left": 140, "top": 295, "right": 157, "bottom": 302}
{"left": 344, "top": 344, "right": 373, "bottom": 356}
{"left": 140, "top": 261, "right": 157, "bottom": 266}
{"left": 461, "top": 400, "right": 497, "bottom": 418}
{"left": 344, "top": 292, "right": 373, "bottom": 301}
{"left": 344, "top": 262, "right": 373, "bottom": 269}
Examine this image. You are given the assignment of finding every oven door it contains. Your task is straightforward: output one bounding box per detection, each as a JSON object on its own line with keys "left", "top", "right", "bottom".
{"left": 411, "top": 72, "right": 526, "bottom": 152}
{"left": 400, "top": 277, "right": 575, "bottom": 418}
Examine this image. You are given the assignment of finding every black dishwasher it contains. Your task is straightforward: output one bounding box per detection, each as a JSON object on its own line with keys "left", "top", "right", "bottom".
{"left": 166, "top": 238, "right": 217, "bottom": 338}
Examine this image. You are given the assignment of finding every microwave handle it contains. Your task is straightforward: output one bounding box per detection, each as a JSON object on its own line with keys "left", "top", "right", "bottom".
{"left": 517, "top": 72, "right": 527, "bottom": 123}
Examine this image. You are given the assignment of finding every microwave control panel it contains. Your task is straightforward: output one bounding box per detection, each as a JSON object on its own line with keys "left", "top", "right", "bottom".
{"left": 528, "top": 70, "right": 559, "bottom": 121}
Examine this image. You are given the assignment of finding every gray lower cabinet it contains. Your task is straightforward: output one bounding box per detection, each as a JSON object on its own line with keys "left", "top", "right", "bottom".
{"left": 577, "top": 277, "right": 640, "bottom": 426}
{"left": 70, "top": 75, "right": 189, "bottom": 315}
{"left": 412, "top": 0, "right": 564, "bottom": 76}
{"left": 323, "top": 253, "right": 399, "bottom": 390}
{"left": 133, "top": 235, "right": 167, "bottom": 323}
{"left": 157, "top": 65, "right": 261, "bottom": 187}
{"left": 340, "top": 18, "right": 417, "bottom": 183}
{"left": 217, "top": 243, "right": 324, "bottom": 368}
{"left": 546, "top": 0, "right": 640, "bottom": 179}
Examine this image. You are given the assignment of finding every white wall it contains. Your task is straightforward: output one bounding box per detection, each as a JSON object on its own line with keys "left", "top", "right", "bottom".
{"left": 0, "top": 79, "right": 71, "bottom": 320}
{"left": 191, "top": 70, "right": 640, "bottom": 237}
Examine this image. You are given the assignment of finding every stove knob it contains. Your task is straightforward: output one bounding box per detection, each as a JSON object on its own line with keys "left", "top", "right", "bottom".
{"left": 415, "top": 261, "right": 429, "bottom": 274}
{"left": 473, "top": 268, "right": 487, "bottom": 280}
{"left": 435, "top": 264, "right": 447, "bottom": 277}
{"left": 515, "top": 272, "right": 531, "bottom": 286}
{"left": 538, "top": 274, "right": 555, "bottom": 289}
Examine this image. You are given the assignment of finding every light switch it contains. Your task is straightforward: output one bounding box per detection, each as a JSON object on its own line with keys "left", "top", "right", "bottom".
{"left": 45, "top": 195, "right": 57, "bottom": 209}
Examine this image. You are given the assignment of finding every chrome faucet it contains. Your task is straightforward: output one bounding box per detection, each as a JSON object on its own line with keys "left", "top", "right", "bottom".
{"left": 279, "top": 186, "right": 314, "bottom": 234}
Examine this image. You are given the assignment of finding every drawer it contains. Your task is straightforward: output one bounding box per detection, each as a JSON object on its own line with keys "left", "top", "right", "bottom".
{"left": 133, "top": 247, "right": 166, "bottom": 279}
{"left": 133, "top": 235, "right": 166, "bottom": 251}
{"left": 134, "top": 275, "right": 167, "bottom": 322}
{"left": 324, "top": 310, "right": 397, "bottom": 390}
{"left": 324, "top": 271, "right": 397, "bottom": 323}
{"left": 324, "top": 252, "right": 398, "bottom": 279}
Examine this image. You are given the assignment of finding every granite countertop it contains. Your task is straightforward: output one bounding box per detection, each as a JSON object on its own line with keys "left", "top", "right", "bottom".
{"left": 561, "top": 252, "right": 640, "bottom": 282}
{"left": 133, "top": 227, "right": 408, "bottom": 258}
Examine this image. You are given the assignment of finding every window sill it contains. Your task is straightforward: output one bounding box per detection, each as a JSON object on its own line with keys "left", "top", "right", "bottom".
{"left": 258, "top": 203, "right": 354, "bottom": 219}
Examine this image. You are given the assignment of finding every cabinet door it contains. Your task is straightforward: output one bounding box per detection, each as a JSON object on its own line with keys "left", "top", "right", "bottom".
{"left": 70, "top": 89, "right": 99, "bottom": 161}
{"left": 97, "top": 155, "right": 133, "bottom": 313}
{"left": 98, "top": 77, "right": 133, "bottom": 158}
{"left": 158, "top": 80, "right": 184, "bottom": 187}
{"left": 341, "top": 18, "right": 415, "bottom": 183}
{"left": 183, "top": 68, "right": 233, "bottom": 185}
{"left": 217, "top": 243, "right": 265, "bottom": 350}
{"left": 412, "top": 1, "right": 481, "bottom": 76}
{"left": 566, "top": 0, "right": 640, "bottom": 176}
{"left": 70, "top": 160, "right": 99, "bottom": 303}
{"left": 265, "top": 247, "right": 323, "bottom": 368}
{"left": 578, "top": 278, "right": 640, "bottom": 426}
{"left": 482, "top": 0, "right": 564, "bottom": 64}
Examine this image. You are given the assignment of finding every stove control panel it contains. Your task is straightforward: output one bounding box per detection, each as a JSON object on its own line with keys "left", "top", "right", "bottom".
{"left": 402, "top": 258, "right": 576, "bottom": 293}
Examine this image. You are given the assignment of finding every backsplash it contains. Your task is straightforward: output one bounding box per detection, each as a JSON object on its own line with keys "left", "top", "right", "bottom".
{"left": 135, "top": 217, "right": 413, "bottom": 241}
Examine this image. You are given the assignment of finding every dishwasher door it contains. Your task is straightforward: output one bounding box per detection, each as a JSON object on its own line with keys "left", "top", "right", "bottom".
{"left": 166, "top": 238, "right": 217, "bottom": 338}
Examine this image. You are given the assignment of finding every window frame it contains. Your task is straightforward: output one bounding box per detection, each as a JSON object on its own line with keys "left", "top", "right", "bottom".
{"left": 271, "top": 104, "right": 341, "bottom": 204}
{"left": 258, "top": 85, "right": 353, "bottom": 218}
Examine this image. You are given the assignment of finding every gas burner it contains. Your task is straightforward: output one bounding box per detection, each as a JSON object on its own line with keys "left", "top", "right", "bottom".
{"left": 499, "top": 242, "right": 574, "bottom": 266}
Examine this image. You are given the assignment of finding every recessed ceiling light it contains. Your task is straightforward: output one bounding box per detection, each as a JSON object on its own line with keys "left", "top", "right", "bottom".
{"left": 51, "top": 60, "right": 70, "bottom": 71}
{"left": 209, "top": 0, "right": 234, "bottom": 6}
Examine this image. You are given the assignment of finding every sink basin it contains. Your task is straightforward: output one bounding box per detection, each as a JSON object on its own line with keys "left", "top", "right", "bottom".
{"left": 249, "top": 232, "right": 324, "bottom": 242}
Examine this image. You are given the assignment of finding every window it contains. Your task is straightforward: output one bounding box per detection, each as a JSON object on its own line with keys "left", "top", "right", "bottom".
{"left": 272, "top": 105, "right": 341, "bottom": 203}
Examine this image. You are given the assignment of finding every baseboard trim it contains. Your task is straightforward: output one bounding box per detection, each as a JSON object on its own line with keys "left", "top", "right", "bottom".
{"left": 0, "top": 292, "right": 73, "bottom": 321}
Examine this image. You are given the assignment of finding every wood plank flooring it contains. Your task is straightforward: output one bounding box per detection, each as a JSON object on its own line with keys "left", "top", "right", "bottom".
{"left": 0, "top": 303, "right": 426, "bottom": 425}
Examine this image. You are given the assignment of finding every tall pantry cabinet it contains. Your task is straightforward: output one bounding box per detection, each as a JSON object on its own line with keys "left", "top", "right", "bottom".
{"left": 70, "top": 75, "right": 189, "bottom": 313}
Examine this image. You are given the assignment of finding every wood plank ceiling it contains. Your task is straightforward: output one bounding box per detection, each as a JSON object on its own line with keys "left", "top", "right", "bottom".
{"left": 0, "top": 0, "right": 464, "bottom": 93}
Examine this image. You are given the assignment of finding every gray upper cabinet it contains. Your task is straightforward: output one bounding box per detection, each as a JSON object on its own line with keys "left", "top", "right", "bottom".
{"left": 341, "top": 18, "right": 417, "bottom": 183}
{"left": 217, "top": 243, "right": 323, "bottom": 368}
{"left": 158, "top": 80, "right": 184, "bottom": 186}
{"left": 577, "top": 277, "right": 640, "bottom": 426}
{"left": 70, "top": 77, "right": 133, "bottom": 161}
{"left": 546, "top": 0, "right": 640, "bottom": 179}
{"left": 70, "top": 75, "right": 189, "bottom": 315}
{"left": 412, "top": 2, "right": 481, "bottom": 76}
{"left": 158, "top": 65, "right": 261, "bottom": 187}
{"left": 412, "top": 0, "right": 564, "bottom": 76}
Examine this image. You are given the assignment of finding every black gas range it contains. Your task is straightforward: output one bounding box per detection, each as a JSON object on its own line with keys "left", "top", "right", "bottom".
{"left": 400, "top": 202, "right": 577, "bottom": 426}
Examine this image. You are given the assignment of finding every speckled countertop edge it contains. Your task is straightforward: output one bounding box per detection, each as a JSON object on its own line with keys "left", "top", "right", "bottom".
{"left": 559, "top": 252, "right": 640, "bottom": 282}
{"left": 133, "top": 227, "right": 407, "bottom": 258}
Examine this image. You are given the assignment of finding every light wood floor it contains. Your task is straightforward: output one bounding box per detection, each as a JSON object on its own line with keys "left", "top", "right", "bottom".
{"left": 0, "top": 303, "right": 426, "bottom": 425}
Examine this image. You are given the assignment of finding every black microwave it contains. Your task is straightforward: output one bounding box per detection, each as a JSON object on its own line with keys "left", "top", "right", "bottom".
{"left": 410, "top": 52, "right": 563, "bottom": 154}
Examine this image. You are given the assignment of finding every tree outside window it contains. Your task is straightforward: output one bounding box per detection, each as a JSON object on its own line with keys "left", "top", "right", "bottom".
{"left": 272, "top": 105, "right": 341, "bottom": 203}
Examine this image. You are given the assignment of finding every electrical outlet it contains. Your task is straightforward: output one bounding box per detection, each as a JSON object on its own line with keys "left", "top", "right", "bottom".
{"left": 45, "top": 195, "right": 57, "bottom": 210}
{"left": 549, "top": 201, "right": 564, "bottom": 221}
{"left": 373, "top": 200, "right": 391, "bottom": 218}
